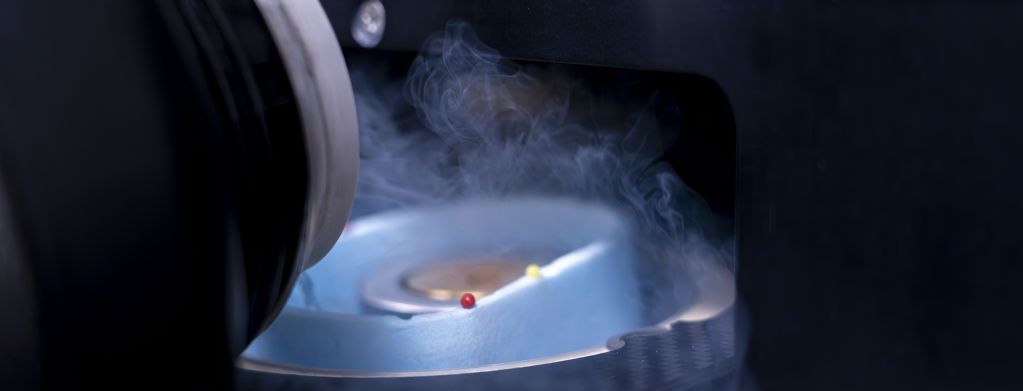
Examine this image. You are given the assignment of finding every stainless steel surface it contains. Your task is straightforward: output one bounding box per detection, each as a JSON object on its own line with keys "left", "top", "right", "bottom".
{"left": 255, "top": 0, "right": 360, "bottom": 269}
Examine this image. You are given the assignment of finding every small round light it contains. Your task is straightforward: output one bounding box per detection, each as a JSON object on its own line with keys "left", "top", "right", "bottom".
{"left": 525, "top": 264, "right": 542, "bottom": 279}
{"left": 460, "top": 292, "right": 476, "bottom": 309}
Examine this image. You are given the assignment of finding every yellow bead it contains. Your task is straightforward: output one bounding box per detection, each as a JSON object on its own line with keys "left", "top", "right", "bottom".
{"left": 525, "top": 264, "right": 542, "bottom": 279}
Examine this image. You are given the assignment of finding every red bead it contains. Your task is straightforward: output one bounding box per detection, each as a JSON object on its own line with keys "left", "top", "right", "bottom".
{"left": 460, "top": 292, "right": 476, "bottom": 309}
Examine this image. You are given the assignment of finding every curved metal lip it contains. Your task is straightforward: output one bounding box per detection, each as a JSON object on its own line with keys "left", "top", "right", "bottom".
{"left": 360, "top": 259, "right": 460, "bottom": 314}
{"left": 255, "top": 0, "right": 360, "bottom": 270}
{"left": 238, "top": 344, "right": 608, "bottom": 378}
{"left": 238, "top": 259, "right": 735, "bottom": 378}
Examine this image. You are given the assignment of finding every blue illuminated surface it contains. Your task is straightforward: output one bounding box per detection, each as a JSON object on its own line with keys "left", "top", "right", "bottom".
{"left": 242, "top": 198, "right": 660, "bottom": 372}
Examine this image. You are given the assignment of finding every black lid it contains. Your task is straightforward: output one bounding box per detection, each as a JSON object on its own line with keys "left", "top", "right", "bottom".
{"left": 0, "top": 1, "right": 316, "bottom": 388}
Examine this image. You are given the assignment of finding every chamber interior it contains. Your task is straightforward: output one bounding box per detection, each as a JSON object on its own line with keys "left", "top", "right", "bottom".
{"left": 242, "top": 36, "right": 737, "bottom": 373}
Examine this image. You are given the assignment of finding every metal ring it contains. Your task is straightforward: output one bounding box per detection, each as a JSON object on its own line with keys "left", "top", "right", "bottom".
{"left": 254, "top": 0, "right": 360, "bottom": 269}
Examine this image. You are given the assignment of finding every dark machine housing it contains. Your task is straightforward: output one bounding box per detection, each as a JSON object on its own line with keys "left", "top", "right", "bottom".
{"left": 2, "top": 1, "right": 1022, "bottom": 390}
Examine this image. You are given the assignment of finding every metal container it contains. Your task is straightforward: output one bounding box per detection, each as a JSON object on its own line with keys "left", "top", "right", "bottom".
{"left": 240, "top": 198, "right": 739, "bottom": 390}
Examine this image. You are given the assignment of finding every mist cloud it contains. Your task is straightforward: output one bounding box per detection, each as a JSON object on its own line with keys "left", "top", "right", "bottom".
{"left": 351, "top": 21, "right": 723, "bottom": 269}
